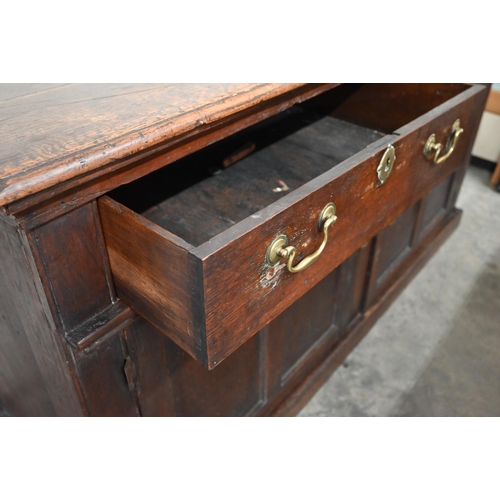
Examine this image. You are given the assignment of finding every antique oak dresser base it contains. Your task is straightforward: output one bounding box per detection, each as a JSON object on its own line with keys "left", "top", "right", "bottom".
{"left": 0, "top": 83, "right": 488, "bottom": 416}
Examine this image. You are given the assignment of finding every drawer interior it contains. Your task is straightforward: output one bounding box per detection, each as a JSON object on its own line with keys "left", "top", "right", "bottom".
{"left": 108, "top": 83, "right": 470, "bottom": 247}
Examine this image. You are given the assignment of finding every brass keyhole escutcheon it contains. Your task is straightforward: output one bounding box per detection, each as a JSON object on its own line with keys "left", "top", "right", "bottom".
{"left": 265, "top": 202, "right": 337, "bottom": 273}
{"left": 377, "top": 145, "right": 396, "bottom": 185}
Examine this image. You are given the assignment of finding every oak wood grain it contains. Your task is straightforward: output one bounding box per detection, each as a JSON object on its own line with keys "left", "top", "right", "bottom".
{"left": 268, "top": 208, "right": 463, "bottom": 416}
{"left": 0, "top": 216, "right": 84, "bottom": 416}
{"left": 99, "top": 84, "right": 486, "bottom": 368}
{"left": 0, "top": 83, "right": 339, "bottom": 207}
{"left": 98, "top": 196, "right": 206, "bottom": 363}
{"left": 198, "top": 85, "right": 485, "bottom": 367}
{"left": 30, "top": 202, "right": 115, "bottom": 332}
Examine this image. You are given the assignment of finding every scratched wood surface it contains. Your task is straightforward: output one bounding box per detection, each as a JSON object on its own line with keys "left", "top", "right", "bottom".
{"left": 112, "top": 110, "right": 384, "bottom": 246}
{"left": 100, "top": 84, "right": 487, "bottom": 368}
{"left": 0, "top": 83, "right": 335, "bottom": 207}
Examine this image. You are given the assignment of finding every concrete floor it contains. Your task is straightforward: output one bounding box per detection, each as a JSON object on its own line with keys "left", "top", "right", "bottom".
{"left": 299, "top": 164, "right": 500, "bottom": 417}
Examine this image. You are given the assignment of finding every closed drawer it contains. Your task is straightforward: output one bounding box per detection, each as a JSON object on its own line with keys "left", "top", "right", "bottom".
{"left": 99, "top": 83, "right": 487, "bottom": 368}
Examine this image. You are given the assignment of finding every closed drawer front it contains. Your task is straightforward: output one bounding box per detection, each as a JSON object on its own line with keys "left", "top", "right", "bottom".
{"left": 99, "top": 83, "right": 487, "bottom": 368}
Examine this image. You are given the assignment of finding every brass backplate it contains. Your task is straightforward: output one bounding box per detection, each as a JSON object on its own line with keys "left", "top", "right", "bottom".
{"left": 377, "top": 145, "right": 396, "bottom": 184}
{"left": 266, "top": 234, "right": 288, "bottom": 266}
{"left": 318, "top": 202, "right": 337, "bottom": 230}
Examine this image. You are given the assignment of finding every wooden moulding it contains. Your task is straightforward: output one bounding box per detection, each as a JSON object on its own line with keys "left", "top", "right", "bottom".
{"left": 1, "top": 83, "right": 340, "bottom": 214}
{"left": 98, "top": 84, "right": 487, "bottom": 370}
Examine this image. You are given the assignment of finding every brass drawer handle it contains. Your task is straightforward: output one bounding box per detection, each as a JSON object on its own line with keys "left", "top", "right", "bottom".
{"left": 424, "top": 119, "right": 464, "bottom": 164}
{"left": 266, "top": 203, "right": 337, "bottom": 273}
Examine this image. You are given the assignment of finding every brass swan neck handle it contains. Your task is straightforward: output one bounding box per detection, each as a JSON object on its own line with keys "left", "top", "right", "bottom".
{"left": 266, "top": 203, "right": 337, "bottom": 273}
{"left": 424, "top": 119, "right": 464, "bottom": 164}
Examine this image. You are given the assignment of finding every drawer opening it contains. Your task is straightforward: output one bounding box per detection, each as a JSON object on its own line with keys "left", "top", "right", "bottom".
{"left": 109, "top": 104, "right": 385, "bottom": 247}
{"left": 300, "top": 83, "right": 471, "bottom": 134}
{"left": 100, "top": 83, "right": 485, "bottom": 368}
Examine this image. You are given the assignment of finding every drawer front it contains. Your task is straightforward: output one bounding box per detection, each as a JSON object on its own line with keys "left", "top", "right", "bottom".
{"left": 99, "top": 84, "right": 487, "bottom": 369}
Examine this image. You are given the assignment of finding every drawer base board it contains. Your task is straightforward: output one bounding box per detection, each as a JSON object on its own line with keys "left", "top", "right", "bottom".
{"left": 266, "top": 208, "right": 462, "bottom": 417}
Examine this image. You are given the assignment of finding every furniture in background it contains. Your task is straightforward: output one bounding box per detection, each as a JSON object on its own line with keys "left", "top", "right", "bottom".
{"left": 0, "top": 84, "right": 489, "bottom": 416}
{"left": 485, "top": 87, "right": 500, "bottom": 190}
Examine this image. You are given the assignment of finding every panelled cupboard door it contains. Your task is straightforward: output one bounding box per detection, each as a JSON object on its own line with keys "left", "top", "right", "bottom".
{"left": 73, "top": 331, "right": 140, "bottom": 417}
{"left": 119, "top": 246, "right": 371, "bottom": 417}
{"left": 365, "top": 172, "right": 458, "bottom": 308}
{"left": 264, "top": 245, "right": 372, "bottom": 412}
{"left": 125, "top": 317, "right": 266, "bottom": 417}
{"left": 99, "top": 83, "right": 487, "bottom": 369}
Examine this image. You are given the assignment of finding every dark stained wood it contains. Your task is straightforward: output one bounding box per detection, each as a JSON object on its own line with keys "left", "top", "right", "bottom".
{"left": 123, "top": 318, "right": 176, "bottom": 417}
{"left": 0, "top": 83, "right": 340, "bottom": 208}
{"left": 72, "top": 331, "right": 140, "bottom": 417}
{"left": 0, "top": 218, "right": 56, "bottom": 416}
{"left": 337, "top": 242, "right": 373, "bottom": 331}
{"left": 0, "top": 216, "right": 84, "bottom": 416}
{"left": 66, "top": 300, "right": 137, "bottom": 350}
{"left": 8, "top": 85, "right": 341, "bottom": 227}
{"left": 92, "top": 198, "right": 463, "bottom": 417}
{"left": 366, "top": 203, "right": 420, "bottom": 306}
{"left": 304, "top": 83, "right": 470, "bottom": 134}
{"left": 98, "top": 196, "right": 205, "bottom": 363}
{"left": 196, "top": 84, "right": 486, "bottom": 367}
{"left": 125, "top": 317, "right": 266, "bottom": 417}
{"left": 415, "top": 175, "right": 454, "bottom": 241}
{"left": 98, "top": 83, "right": 487, "bottom": 369}
{"left": 30, "top": 202, "right": 115, "bottom": 332}
{"left": 0, "top": 83, "right": 489, "bottom": 416}
{"left": 269, "top": 208, "right": 463, "bottom": 417}
{"left": 136, "top": 114, "right": 384, "bottom": 246}
{"left": 265, "top": 267, "right": 343, "bottom": 406}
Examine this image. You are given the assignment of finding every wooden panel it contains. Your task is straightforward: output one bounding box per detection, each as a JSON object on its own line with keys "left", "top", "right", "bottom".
{"left": 98, "top": 196, "right": 204, "bottom": 363}
{"left": 0, "top": 220, "right": 55, "bottom": 416}
{"left": 198, "top": 85, "right": 486, "bottom": 367}
{"left": 123, "top": 318, "right": 176, "bottom": 417}
{"left": 416, "top": 176, "right": 454, "bottom": 240}
{"left": 73, "top": 332, "right": 139, "bottom": 417}
{"left": 140, "top": 115, "right": 383, "bottom": 246}
{"left": 99, "top": 84, "right": 486, "bottom": 370}
{"left": 339, "top": 243, "right": 373, "bottom": 330}
{"left": 320, "top": 83, "right": 470, "bottom": 134}
{"left": 377, "top": 204, "right": 419, "bottom": 281}
{"left": 365, "top": 204, "right": 418, "bottom": 308}
{"left": 30, "top": 202, "right": 114, "bottom": 332}
{"left": 366, "top": 172, "right": 457, "bottom": 308}
{"left": 166, "top": 330, "right": 265, "bottom": 417}
{"left": 0, "top": 217, "right": 84, "bottom": 416}
{"left": 272, "top": 269, "right": 341, "bottom": 386}
{"left": 263, "top": 245, "right": 371, "bottom": 414}
{"left": 125, "top": 317, "right": 266, "bottom": 417}
{"left": 270, "top": 209, "right": 463, "bottom": 416}
{"left": 0, "top": 83, "right": 340, "bottom": 207}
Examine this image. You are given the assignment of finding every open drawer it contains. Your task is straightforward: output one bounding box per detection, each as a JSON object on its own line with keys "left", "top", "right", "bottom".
{"left": 99, "top": 83, "right": 487, "bottom": 368}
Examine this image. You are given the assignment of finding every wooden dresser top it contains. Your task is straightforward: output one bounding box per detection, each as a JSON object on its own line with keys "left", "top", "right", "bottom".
{"left": 0, "top": 83, "right": 330, "bottom": 207}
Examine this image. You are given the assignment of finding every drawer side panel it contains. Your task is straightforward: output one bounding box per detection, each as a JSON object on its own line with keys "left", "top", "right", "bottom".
{"left": 98, "top": 197, "right": 205, "bottom": 364}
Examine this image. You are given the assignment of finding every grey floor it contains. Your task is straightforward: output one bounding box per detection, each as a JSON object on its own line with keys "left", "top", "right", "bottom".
{"left": 299, "top": 164, "right": 500, "bottom": 417}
